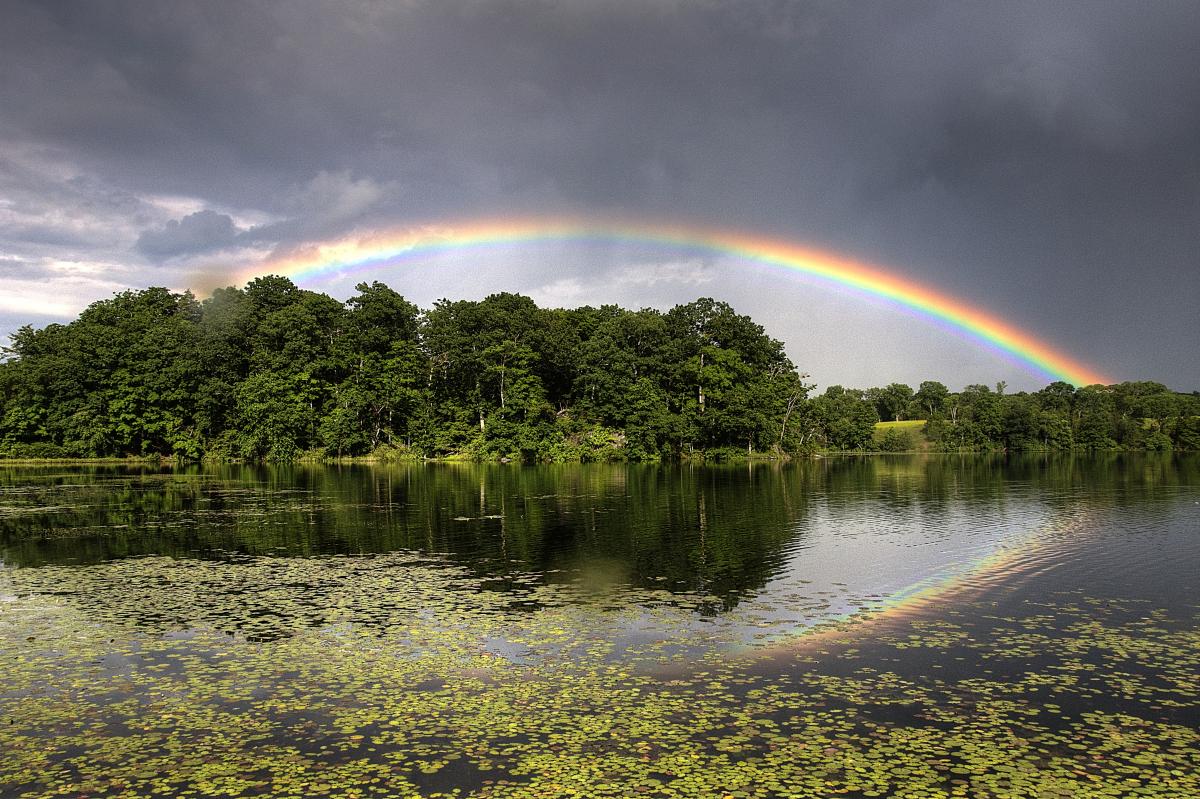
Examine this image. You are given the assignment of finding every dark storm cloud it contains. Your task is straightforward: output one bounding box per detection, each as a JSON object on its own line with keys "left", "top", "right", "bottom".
{"left": 136, "top": 210, "right": 241, "bottom": 259}
{"left": 1, "top": 0, "right": 1198, "bottom": 385}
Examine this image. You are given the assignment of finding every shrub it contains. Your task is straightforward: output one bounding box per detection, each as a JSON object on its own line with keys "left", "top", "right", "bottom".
{"left": 370, "top": 442, "right": 423, "bottom": 462}
{"left": 878, "top": 428, "right": 914, "bottom": 452}
{"left": 2, "top": 442, "right": 69, "bottom": 459}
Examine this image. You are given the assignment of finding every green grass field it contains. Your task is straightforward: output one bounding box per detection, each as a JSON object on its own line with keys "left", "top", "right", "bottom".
{"left": 873, "top": 419, "right": 929, "bottom": 451}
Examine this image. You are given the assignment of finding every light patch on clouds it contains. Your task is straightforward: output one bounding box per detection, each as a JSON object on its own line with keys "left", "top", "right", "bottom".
{"left": 140, "top": 194, "right": 208, "bottom": 220}
{"left": 290, "top": 171, "right": 388, "bottom": 225}
{"left": 0, "top": 143, "right": 290, "bottom": 307}
{"left": 0, "top": 270, "right": 128, "bottom": 317}
{"left": 44, "top": 258, "right": 127, "bottom": 276}
{"left": 141, "top": 194, "right": 281, "bottom": 231}
{"left": 612, "top": 258, "right": 716, "bottom": 288}
{"left": 1, "top": 146, "right": 160, "bottom": 261}
{"left": 0, "top": 146, "right": 181, "bottom": 317}
{"left": 0, "top": 289, "right": 78, "bottom": 317}
{"left": 525, "top": 278, "right": 587, "bottom": 309}
{"left": 527, "top": 258, "right": 716, "bottom": 309}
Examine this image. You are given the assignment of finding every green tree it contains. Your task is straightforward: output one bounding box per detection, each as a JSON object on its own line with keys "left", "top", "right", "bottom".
{"left": 915, "top": 381, "right": 949, "bottom": 418}
{"left": 233, "top": 372, "right": 321, "bottom": 460}
{"left": 813, "top": 386, "right": 879, "bottom": 450}
{"left": 868, "top": 383, "right": 914, "bottom": 422}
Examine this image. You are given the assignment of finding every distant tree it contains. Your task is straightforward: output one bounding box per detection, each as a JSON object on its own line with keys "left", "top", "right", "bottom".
{"left": 960, "top": 384, "right": 1002, "bottom": 442}
{"left": 868, "top": 383, "right": 914, "bottom": 421}
{"left": 813, "top": 386, "right": 878, "bottom": 450}
{"left": 1000, "top": 395, "right": 1039, "bottom": 450}
{"left": 915, "top": 381, "right": 949, "bottom": 419}
{"left": 3, "top": 278, "right": 1194, "bottom": 461}
{"left": 1035, "top": 381, "right": 1076, "bottom": 415}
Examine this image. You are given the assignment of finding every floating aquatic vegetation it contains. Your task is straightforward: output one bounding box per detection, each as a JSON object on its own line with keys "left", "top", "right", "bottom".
{"left": 2, "top": 546, "right": 1198, "bottom": 798}
{"left": 2, "top": 460, "right": 1197, "bottom": 797}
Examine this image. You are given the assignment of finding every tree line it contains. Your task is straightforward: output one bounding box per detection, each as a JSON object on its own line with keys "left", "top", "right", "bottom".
{"left": 0, "top": 279, "right": 1196, "bottom": 460}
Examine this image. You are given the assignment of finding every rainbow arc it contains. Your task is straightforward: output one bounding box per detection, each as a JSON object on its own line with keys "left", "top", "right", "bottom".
{"left": 232, "top": 215, "right": 1110, "bottom": 386}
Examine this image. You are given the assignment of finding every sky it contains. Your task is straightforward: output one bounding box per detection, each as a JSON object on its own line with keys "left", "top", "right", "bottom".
{"left": 1, "top": 0, "right": 1197, "bottom": 391}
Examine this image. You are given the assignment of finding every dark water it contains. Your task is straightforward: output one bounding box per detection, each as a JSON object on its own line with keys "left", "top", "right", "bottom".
{"left": 1, "top": 455, "right": 1198, "bottom": 798}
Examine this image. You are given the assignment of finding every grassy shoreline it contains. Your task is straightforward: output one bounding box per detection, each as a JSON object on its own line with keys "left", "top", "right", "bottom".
{"left": 0, "top": 456, "right": 168, "bottom": 466}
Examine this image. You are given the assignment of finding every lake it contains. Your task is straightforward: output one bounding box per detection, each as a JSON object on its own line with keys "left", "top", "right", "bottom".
{"left": 2, "top": 455, "right": 1198, "bottom": 798}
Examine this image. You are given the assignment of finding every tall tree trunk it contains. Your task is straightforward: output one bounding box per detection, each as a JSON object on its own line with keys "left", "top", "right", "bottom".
{"left": 779, "top": 390, "right": 800, "bottom": 448}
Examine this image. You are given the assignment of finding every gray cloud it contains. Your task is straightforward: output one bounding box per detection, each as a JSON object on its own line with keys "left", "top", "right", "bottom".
{"left": 0, "top": 0, "right": 1197, "bottom": 388}
{"left": 136, "top": 209, "right": 240, "bottom": 259}
{"left": 0, "top": 256, "right": 43, "bottom": 279}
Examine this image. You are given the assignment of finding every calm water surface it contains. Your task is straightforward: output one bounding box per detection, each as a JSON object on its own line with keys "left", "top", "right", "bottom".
{"left": 1, "top": 455, "right": 1197, "bottom": 798}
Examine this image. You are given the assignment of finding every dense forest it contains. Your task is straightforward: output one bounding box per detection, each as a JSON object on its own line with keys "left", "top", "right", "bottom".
{"left": 0, "top": 279, "right": 1196, "bottom": 461}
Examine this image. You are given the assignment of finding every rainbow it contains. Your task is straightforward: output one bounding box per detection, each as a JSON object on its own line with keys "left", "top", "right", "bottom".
{"left": 736, "top": 507, "right": 1088, "bottom": 659}
{"left": 230, "top": 214, "right": 1109, "bottom": 386}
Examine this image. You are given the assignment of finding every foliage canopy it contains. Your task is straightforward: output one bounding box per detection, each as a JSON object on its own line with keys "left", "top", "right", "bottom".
{"left": 1, "top": 280, "right": 1196, "bottom": 460}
